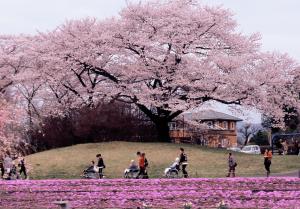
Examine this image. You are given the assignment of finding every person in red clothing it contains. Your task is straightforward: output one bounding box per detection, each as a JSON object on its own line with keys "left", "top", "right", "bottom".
{"left": 264, "top": 149, "right": 272, "bottom": 177}
{"left": 136, "top": 151, "right": 145, "bottom": 179}
{"left": 142, "top": 153, "right": 149, "bottom": 179}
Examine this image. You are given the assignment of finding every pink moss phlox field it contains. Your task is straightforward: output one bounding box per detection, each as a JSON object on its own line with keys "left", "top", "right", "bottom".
{"left": 0, "top": 177, "right": 299, "bottom": 208}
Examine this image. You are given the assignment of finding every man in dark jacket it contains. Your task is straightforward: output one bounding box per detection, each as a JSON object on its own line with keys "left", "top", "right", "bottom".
{"left": 179, "top": 148, "right": 188, "bottom": 178}
{"left": 294, "top": 140, "right": 299, "bottom": 155}
{"left": 0, "top": 160, "right": 4, "bottom": 179}
{"left": 19, "top": 158, "right": 27, "bottom": 179}
{"left": 96, "top": 154, "right": 105, "bottom": 179}
{"left": 227, "top": 153, "right": 237, "bottom": 177}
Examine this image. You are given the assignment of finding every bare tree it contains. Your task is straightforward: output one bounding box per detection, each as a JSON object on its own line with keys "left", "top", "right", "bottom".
{"left": 238, "top": 123, "right": 260, "bottom": 146}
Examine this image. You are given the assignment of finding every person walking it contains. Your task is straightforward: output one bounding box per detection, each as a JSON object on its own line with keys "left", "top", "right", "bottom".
{"left": 226, "top": 153, "right": 237, "bottom": 177}
{"left": 18, "top": 158, "right": 27, "bottom": 179}
{"left": 294, "top": 140, "right": 299, "bottom": 155}
{"left": 3, "top": 154, "right": 13, "bottom": 174}
{"left": 142, "top": 153, "right": 149, "bottom": 179}
{"left": 264, "top": 149, "right": 272, "bottom": 177}
{"left": 96, "top": 154, "right": 105, "bottom": 179}
{"left": 281, "top": 140, "right": 288, "bottom": 155}
{"left": 179, "top": 148, "right": 188, "bottom": 178}
{"left": 0, "top": 160, "right": 4, "bottom": 179}
{"left": 136, "top": 151, "right": 145, "bottom": 178}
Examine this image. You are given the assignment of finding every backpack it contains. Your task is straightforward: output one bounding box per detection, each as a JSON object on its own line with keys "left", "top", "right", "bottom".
{"left": 144, "top": 158, "right": 149, "bottom": 168}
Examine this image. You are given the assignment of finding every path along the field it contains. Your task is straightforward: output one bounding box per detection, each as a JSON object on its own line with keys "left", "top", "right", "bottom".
{"left": 0, "top": 178, "right": 300, "bottom": 209}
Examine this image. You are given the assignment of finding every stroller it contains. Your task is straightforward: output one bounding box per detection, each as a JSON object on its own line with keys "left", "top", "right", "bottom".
{"left": 124, "top": 160, "right": 140, "bottom": 178}
{"left": 3, "top": 164, "right": 19, "bottom": 180}
{"left": 124, "top": 168, "right": 140, "bottom": 178}
{"left": 164, "top": 157, "right": 180, "bottom": 178}
{"left": 82, "top": 161, "right": 102, "bottom": 179}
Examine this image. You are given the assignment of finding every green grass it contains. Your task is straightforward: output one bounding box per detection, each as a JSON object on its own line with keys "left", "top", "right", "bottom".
{"left": 26, "top": 141, "right": 300, "bottom": 179}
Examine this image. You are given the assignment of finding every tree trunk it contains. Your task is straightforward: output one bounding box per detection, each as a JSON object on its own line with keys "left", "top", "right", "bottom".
{"left": 135, "top": 103, "right": 182, "bottom": 142}
{"left": 244, "top": 138, "right": 248, "bottom": 146}
{"left": 154, "top": 118, "right": 171, "bottom": 142}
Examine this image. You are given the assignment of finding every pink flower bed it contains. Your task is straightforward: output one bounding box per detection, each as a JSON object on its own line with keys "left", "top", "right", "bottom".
{"left": 0, "top": 178, "right": 299, "bottom": 208}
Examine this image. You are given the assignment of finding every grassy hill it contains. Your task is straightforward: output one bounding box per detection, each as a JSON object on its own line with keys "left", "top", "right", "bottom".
{"left": 26, "top": 141, "right": 300, "bottom": 179}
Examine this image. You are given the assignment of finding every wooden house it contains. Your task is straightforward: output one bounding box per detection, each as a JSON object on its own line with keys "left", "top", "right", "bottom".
{"left": 169, "top": 110, "right": 242, "bottom": 148}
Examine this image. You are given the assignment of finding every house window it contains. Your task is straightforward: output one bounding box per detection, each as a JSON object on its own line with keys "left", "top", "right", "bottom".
{"left": 207, "top": 121, "right": 213, "bottom": 128}
{"left": 168, "top": 122, "right": 177, "bottom": 130}
{"left": 223, "top": 121, "right": 228, "bottom": 129}
{"left": 230, "top": 122, "right": 235, "bottom": 130}
{"left": 221, "top": 138, "right": 229, "bottom": 148}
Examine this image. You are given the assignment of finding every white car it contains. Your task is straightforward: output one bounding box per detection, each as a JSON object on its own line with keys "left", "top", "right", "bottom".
{"left": 227, "top": 147, "right": 241, "bottom": 152}
{"left": 241, "top": 145, "right": 261, "bottom": 154}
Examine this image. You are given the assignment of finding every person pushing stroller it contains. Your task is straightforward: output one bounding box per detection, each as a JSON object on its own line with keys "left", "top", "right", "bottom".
{"left": 136, "top": 152, "right": 148, "bottom": 179}
{"left": 96, "top": 154, "right": 105, "bottom": 179}
{"left": 179, "top": 148, "right": 188, "bottom": 178}
{"left": 124, "top": 151, "right": 149, "bottom": 179}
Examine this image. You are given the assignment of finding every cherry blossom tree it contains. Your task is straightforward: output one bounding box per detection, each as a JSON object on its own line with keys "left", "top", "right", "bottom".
{"left": 0, "top": 99, "right": 12, "bottom": 156}
{"left": 0, "top": 98, "right": 28, "bottom": 157}
{"left": 33, "top": 18, "right": 119, "bottom": 109}
{"left": 23, "top": 0, "right": 298, "bottom": 141}
{"left": 112, "top": 0, "right": 298, "bottom": 140}
{"left": 4, "top": 0, "right": 299, "bottom": 142}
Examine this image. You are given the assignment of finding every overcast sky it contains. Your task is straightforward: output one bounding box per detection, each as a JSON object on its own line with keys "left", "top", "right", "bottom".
{"left": 0, "top": 0, "right": 299, "bottom": 61}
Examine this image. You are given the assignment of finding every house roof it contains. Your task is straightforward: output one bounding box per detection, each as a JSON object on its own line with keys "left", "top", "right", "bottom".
{"left": 184, "top": 110, "right": 243, "bottom": 121}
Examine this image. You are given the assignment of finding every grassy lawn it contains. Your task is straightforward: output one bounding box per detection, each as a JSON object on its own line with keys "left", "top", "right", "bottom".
{"left": 26, "top": 141, "right": 300, "bottom": 179}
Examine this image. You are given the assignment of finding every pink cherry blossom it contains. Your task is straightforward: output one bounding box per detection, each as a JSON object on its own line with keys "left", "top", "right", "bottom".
{"left": 0, "top": 0, "right": 299, "bottom": 143}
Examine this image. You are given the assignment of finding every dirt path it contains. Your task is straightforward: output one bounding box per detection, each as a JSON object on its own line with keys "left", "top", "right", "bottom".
{"left": 271, "top": 170, "right": 300, "bottom": 177}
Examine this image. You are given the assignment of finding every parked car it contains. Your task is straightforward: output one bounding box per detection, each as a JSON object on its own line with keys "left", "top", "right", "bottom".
{"left": 227, "top": 147, "right": 241, "bottom": 152}
{"left": 241, "top": 145, "right": 261, "bottom": 154}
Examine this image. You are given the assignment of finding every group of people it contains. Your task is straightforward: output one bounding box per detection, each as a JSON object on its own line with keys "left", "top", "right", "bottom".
{"left": 227, "top": 148, "right": 273, "bottom": 178}
{"left": 86, "top": 147, "right": 275, "bottom": 179}
{"left": 0, "top": 154, "right": 27, "bottom": 180}
{"left": 84, "top": 148, "right": 189, "bottom": 179}
{"left": 277, "top": 139, "right": 299, "bottom": 155}
{"left": 84, "top": 154, "right": 106, "bottom": 179}
{"left": 0, "top": 146, "right": 281, "bottom": 180}
{"left": 126, "top": 148, "right": 188, "bottom": 178}
{"left": 134, "top": 151, "right": 149, "bottom": 178}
